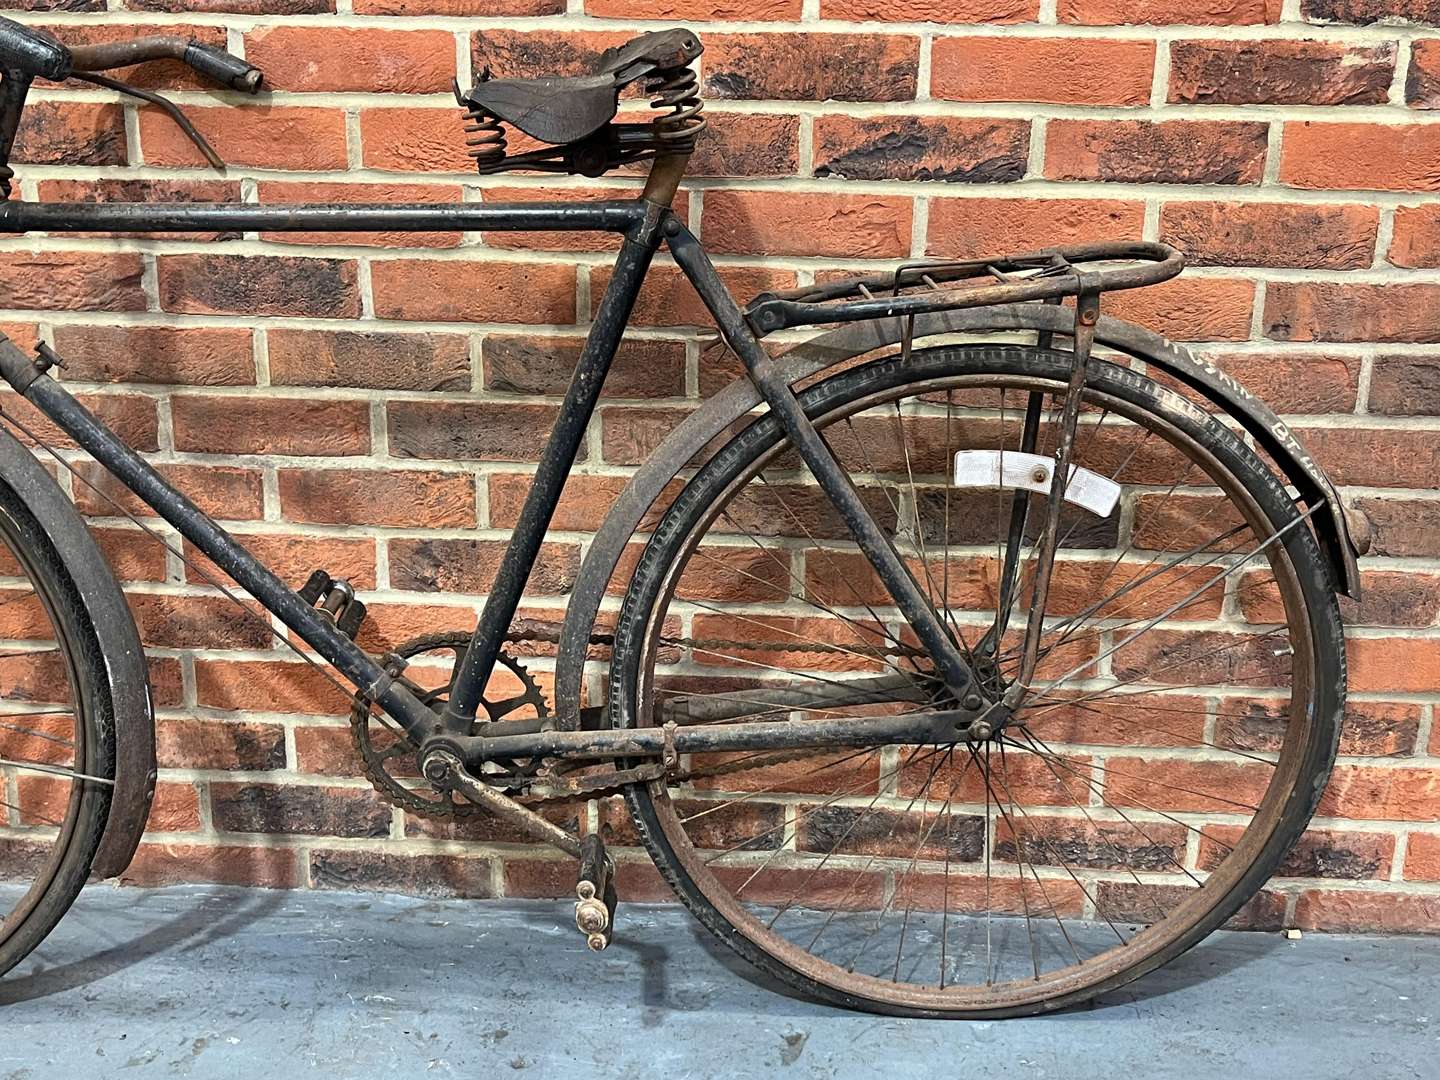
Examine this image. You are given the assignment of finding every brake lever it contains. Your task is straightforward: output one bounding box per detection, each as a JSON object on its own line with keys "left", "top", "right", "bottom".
{"left": 69, "top": 70, "right": 226, "bottom": 171}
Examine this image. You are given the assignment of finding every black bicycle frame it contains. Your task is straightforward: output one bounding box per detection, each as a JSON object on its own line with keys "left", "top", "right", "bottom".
{"left": 0, "top": 194, "right": 984, "bottom": 767}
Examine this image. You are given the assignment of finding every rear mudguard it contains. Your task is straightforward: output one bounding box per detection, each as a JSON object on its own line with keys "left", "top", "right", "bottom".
{"left": 0, "top": 423, "right": 154, "bottom": 877}
{"left": 553, "top": 304, "right": 1361, "bottom": 723}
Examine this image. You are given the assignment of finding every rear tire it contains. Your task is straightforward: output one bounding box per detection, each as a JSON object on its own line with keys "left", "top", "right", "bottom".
{"left": 609, "top": 344, "right": 1343, "bottom": 1017}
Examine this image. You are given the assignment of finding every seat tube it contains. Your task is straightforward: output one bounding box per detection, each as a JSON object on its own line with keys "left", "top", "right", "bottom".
{"left": 665, "top": 223, "right": 978, "bottom": 702}
{"left": 440, "top": 227, "right": 660, "bottom": 730}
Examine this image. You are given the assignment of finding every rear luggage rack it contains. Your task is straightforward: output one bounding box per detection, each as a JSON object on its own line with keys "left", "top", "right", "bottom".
{"left": 742, "top": 241, "right": 1184, "bottom": 338}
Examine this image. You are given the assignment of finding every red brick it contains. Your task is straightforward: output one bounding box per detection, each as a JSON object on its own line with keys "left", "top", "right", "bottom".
{"left": 34, "top": 22, "right": 225, "bottom": 90}
{"left": 1103, "top": 276, "right": 1256, "bottom": 341}
{"left": 1060, "top": 0, "right": 1278, "bottom": 21}
{"left": 1390, "top": 203, "right": 1440, "bottom": 267}
{"left": 813, "top": 116, "right": 1028, "bottom": 183}
{"left": 74, "top": 461, "right": 263, "bottom": 521}
{"left": 1281, "top": 123, "right": 1440, "bottom": 191}
{"left": 1302, "top": 0, "right": 1440, "bottom": 24}
{"left": 489, "top": 471, "right": 680, "bottom": 532}
{"left": 140, "top": 105, "right": 348, "bottom": 171}
{"left": 126, "top": 0, "right": 332, "bottom": 12}
{"left": 278, "top": 467, "right": 476, "bottom": 528}
{"left": 91, "top": 527, "right": 167, "bottom": 583}
{"left": 587, "top": 0, "right": 801, "bottom": 16}
{"left": 212, "top": 782, "right": 390, "bottom": 837}
{"left": 12, "top": 100, "right": 124, "bottom": 168}
{"left": 689, "top": 112, "right": 801, "bottom": 178}
{"left": 370, "top": 259, "right": 575, "bottom": 324}
{"left": 1294, "top": 889, "right": 1440, "bottom": 933}
{"left": 933, "top": 37, "right": 1154, "bottom": 105}
{"left": 1296, "top": 426, "right": 1440, "bottom": 487}
{"left": 256, "top": 181, "right": 464, "bottom": 248}
{"left": 390, "top": 537, "right": 578, "bottom": 595}
{"left": 388, "top": 400, "right": 565, "bottom": 462}
{"left": 702, "top": 190, "right": 911, "bottom": 258}
{"left": 0, "top": 252, "right": 144, "bottom": 312}
{"left": 472, "top": 29, "right": 631, "bottom": 79}
{"left": 51, "top": 325, "right": 254, "bottom": 386}
{"left": 928, "top": 197, "right": 1144, "bottom": 255}
{"left": 1408, "top": 39, "right": 1440, "bottom": 108}
{"left": 243, "top": 26, "right": 455, "bottom": 94}
{"left": 156, "top": 717, "right": 287, "bottom": 771}
{"left": 1348, "top": 636, "right": 1440, "bottom": 691}
{"left": 268, "top": 329, "right": 471, "bottom": 392}
{"left": 120, "top": 843, "right": 298, "bottom": 889}
{"left": 172, "top": 396, "right": 371, "bottom": 457}
{"left": 703, "top": 33, "right": 920, "bottom": 101}
{"left": 310, "top": 849, "right": 494, "bottom": 898}
{"left": 358, "top": 0, "right": 556, "bottom": 11}
{"left": 361, "top": 108, "right": 475, "bottom": 173}
{"left": 1353, "top": 497, "right": 1440, "bottom": 557}
{"left": 1170, "top": 40, "right": 1393, "bottom": 105}
{"left": 1046, "top": 120, "right": 1268, "bottom": 184}
{"left": 1405, "top": 832, "right": 1440, "bottom": 879}
{"left": 1161, "top": 201, "right": 1378, "bottom": 268}
{"left": 822, "top": 0, "right": 1035, "bottom": 18}
{"left": 196, "top": 659, "right": 354, "bottom": 715}
{"left": 158, "top": 255, "right": 360, "bottom": 319}
{"left": 1369, "top": 356, "right": 1440, "bottom": 414}
{"left": 483, "top": 335, "right": 685, "bottom": 398}
{"left": 1265, "top": 282, "right": 1440, "bottom": 342}
{"left": 128, "top": 592, "right": 270, "bottom": 650}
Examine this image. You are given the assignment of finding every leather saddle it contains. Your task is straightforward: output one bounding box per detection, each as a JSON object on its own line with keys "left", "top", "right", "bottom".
{"left": 462, "top": 28, "right": 701, "bottom": 146}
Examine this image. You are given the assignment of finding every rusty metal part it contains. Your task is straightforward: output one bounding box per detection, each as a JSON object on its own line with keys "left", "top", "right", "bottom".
{"left": 350, "top": 633, "right": 548, "bottom": 817}
{"left": 424, "top": 749, "right": 584, "bottom": 860}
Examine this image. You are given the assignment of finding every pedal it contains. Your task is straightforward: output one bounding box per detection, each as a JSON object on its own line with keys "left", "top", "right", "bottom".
{"left": 299, "top": 569, "right": 366, "bottom": 640}
{"left": 575, "top": 833, "right": 618, "bottom": 952}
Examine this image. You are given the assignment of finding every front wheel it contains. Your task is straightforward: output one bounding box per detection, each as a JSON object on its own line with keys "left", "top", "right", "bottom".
{"left": 608, "top": 343, "right": 1344, "bottom": 1018}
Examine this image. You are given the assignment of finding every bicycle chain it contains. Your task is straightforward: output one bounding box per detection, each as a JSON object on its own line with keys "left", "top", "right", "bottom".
{"left": 351, "top": 624, "right": 923, "bottom": 817}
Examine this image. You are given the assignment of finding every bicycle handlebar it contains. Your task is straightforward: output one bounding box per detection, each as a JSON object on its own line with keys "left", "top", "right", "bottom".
{"left": 69, "top": 36, "right": 263, "bottom": 94}
{"left": 0, "top": 17, "right": 263, "bottom": 94}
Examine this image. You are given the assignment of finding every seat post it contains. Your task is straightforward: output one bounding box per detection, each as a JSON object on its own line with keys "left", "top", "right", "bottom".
{"left": 640, "top": 151, "right": 690, "bottom": 208}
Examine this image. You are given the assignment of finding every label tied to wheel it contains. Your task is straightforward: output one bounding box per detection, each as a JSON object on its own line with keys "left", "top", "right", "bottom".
{"left": 953, "top": 449, "right": 1121, "bottom": 518}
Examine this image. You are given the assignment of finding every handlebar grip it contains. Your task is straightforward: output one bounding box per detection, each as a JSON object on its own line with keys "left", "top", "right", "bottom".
{"left": 182, "top": 42, "right": 262, "bottom": 94}
{"left": 0, "top": 16, "right": 71, "bottom": 82}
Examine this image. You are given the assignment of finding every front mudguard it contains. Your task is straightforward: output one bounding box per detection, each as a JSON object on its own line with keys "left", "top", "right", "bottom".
{"left": 553, "top": 305, "right": 1362, "bottom": 723}
{"left": 0, "top": 423, "right": 154, "bottom": 877}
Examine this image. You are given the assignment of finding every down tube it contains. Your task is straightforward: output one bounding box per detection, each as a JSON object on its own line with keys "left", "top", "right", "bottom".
{"left": 440, "top": 231, "right": 660, "bottom": 729}
{"left": 663, "top": 223, "right": 980, "bottom": 701}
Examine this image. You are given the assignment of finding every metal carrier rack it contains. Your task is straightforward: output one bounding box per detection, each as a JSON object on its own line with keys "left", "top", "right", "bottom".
{"left": 742, "top": 241, "right": 1185, "bottom": 338}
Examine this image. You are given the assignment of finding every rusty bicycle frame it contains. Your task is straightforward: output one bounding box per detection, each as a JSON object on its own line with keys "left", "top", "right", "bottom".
{"left": 0, "top": 16, "right": 1273, "bottom": 871}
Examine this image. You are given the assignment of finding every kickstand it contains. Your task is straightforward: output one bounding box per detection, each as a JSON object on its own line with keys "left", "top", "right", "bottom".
{"left": 69, "top": 70, "right": 227, "bottom": 171}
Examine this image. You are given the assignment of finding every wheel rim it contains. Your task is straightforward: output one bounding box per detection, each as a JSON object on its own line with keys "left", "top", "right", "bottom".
{"left": 0, "top": 503, "right": 90, "bottom": 958}
{"left": 623, "top": 349, "right": 1322, "bottom": 1014}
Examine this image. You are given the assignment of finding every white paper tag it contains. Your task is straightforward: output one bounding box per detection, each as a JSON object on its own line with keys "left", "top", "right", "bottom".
{"left": 953, "top": 450, "right": 1121, "bottom": 518}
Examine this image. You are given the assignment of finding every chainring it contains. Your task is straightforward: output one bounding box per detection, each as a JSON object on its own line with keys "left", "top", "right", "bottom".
{"left": 350, "top": 632, "right": 550, "bottom": 819}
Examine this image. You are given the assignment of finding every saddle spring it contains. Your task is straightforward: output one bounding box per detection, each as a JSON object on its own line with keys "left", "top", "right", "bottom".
{"left": 647, "top": 64, "right": 705, "bottom": 147}
{"left": 460, "top": 101, "right": 507, "bottom": 172}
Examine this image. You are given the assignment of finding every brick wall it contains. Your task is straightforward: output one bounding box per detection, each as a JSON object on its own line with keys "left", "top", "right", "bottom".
{"left": 2, "top": 0, "right": 1439, "bottom": 933}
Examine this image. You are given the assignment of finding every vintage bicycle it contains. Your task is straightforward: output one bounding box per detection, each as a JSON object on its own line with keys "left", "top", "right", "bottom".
{"left": 0, "top": 20, "right": 1360, "bottom": 1018}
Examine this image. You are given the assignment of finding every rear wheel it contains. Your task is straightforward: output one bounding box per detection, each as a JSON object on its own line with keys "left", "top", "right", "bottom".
{"left": 609, "top": 344, "right": 1343, "bottom": 1017}
{"left": 0, "top": 478, "right": 114, "bottom": 978}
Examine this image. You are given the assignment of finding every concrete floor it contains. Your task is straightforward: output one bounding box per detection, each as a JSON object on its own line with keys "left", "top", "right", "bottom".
{"left": 0, "top": 885, "right": 1434, "bottom": 1079}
